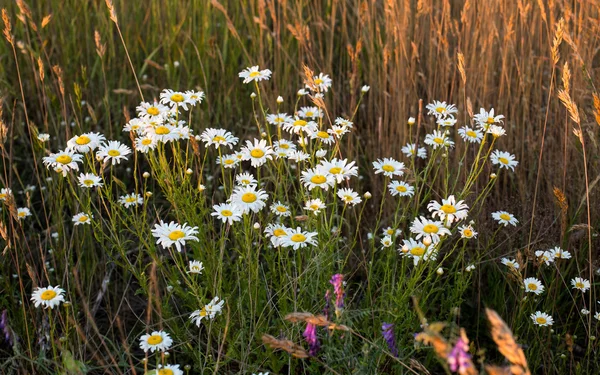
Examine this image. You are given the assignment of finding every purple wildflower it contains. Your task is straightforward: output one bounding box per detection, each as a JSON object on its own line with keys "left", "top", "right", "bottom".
{"left": 382, "top": 323, "right": 398, "bottom": 357}
{"left": 447, "top": 336, "right": 472, "bottom": 374}
{"left": 0, "top": 310, "right": 11, "bottom": 346}
{"left": 329, "top": 274, "right": 345, "bottom": 317}
{"left": 323, "top": 290, "right": 331, "bottom": 320}
{"left": 303, "top": 322, "right": 320, "bottom": 356}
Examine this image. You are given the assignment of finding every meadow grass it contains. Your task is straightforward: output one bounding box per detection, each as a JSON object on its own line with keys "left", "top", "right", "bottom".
{"left": 0, "top": 0, "right": 599, "bottom": 374}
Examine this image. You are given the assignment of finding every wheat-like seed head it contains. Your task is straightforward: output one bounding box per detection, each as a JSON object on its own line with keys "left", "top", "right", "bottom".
{"left": 486, "top": 308, "right": 531, "bottom": 375}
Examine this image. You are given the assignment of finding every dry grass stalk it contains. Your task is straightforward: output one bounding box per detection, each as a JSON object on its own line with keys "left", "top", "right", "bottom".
{"left": 284, "top": 312, "right": 350, "bottom": 331}
{"left": 552, "top": 187, "right": 568, "bottom": 238}
{"left": 105, "top": 0, "right": 118, "bottom": 24}
{"left": 551, "top": 18, "right": 565, "bottom": 65}
{"left": 2, "top": 9, "right": 13, "bottom": 45}
{"left": 261, "top": 334, "right": 309, "bottom": 359}
{"left": 457, "top": 52, "right": 466, "bottom": 85}
{"left": 94, "top": 30, "right": 106, "bottom": 58}
{"left": 485, "top": 308, "right": 531, "bottom": 375}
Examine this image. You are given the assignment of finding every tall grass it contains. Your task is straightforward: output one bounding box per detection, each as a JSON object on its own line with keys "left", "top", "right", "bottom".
{"left": 0, "top": 0, "right": 599, "bottom": 374}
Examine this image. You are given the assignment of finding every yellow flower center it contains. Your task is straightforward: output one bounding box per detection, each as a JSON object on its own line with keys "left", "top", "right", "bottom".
{"left": 486, "top": 116, "right": 495, "bottom": 124}
{"left": 141, "top": 138, "right": 152, "bottom": 146}
{"left": 536, "top": 317, "right": 547, "bottom": 325}
{"left": 463, "top": 229, "right": 473, "bottom": 237}
{"left": 466, "top": 130, "right": 477, "bottom": 138}
{"left": 155, "top": 126, "right": 171, "bottom": 135}
{"left": 293, "top": 119, "right": 307, "bottom": 127}
{"left": 280, "top": 143, "right": 289, "bottom": 149}
{"left": 410, "top": 247, "right": 425, "bottom": 256}
{"left": 440, "top": 204, "right": 456, "bottom": 214}
{"left": 75, "top": 135, "right": 91, "bottom": 145}
{"left": 343, "top": 195, "right": 353, "bottom": 202}
{"left": 250, "top": 149, "right": 264, "bottom": 158}
{"left": 309, "top": 204, "right": 320, "bottom": 210}
{"left": 433, "top": 137, "right": 443, "bottom": 144}
{"left": 314, "top": 78, "right": 323, "bottom": 85}
{"left": 317, "top": 131, "right": 329, "bottom": 139}
{"left": 146, "top": 106, "right": 160, "bottom": 116}
{"left": 386, "top": 229, "right": 394, "bottom": 235}
{"left": 498, "top": 157, "right": 509, "bottom": 165}
{"left": 396, "top": 186, "right": 407, "bottom": 192}
{"left": 241, "top": 179, "right": 250, "bottom": 184}
{"left": 107, "top": 149, "right": 121, "bottom": 157}
{"left": 221, "top": 210, "right": 233, "bottom": 217}
{"left": 329, "top": 167, "right": 342, "bottom": 174}
{"left": 528, "top": 283, "right": 537, "bottom": 291}
{"left": 147, "top": 334, "right": 164, "bottom": 345}
{"left": 224, "top": 159, "right": 235, "bottom": 165}
{"left": 276, "top": 206, "right": 287, "bottom": 213}
{"left": 435, "top": 107, "right": 445, "bottom": 113}
{"left": 0, "top": 193, "right": 6, "bottom": 199}
{"left": 291, "top": 233, "right": 306, "bottom": 242}
{"left": 423, "top": 224, "right": 439, "bottom": 234}
{"left": 249, "top": 71, "right": 261, "bottom": 78}
{"left": 241, "top": 192, "right": 257, "bottom": 203}
{"left": 170, "top": 93, "right": 185, "bottom": 102}
{"left": 382, "top": 165, "right": 395, "bottom": 172}
{"left": 168, "top": 230, "right": 185, "bottom": 241}
{"left": 158, "top": 369, "right": 174, "bottom": 375}
{"left": 576, "top": 282, "right": 584, "bottom": 289}
{"left": 56, "top": 155, "right": 72, "bottom": 164}
{"left": 273, "top": 229, "right": 286, "bottom": 237}
{"left": 310, "top": 175, "right": 327, "bottom": 184}
{"left": 18, "top": 211, "right": 26, "bottom": 217}
{"left": 213, "top": 135, "right": 226, "bottom": 143}
{"left": 78, "top": 215, "right": 89, "bottom": 222}
{"left": 82, "top": 179, "right": 93, "bottom": 186}
{"left": 125, "top": 197, "right": 136, "bottom": 203}
{"left": 40, "top": 290, "right": 57, "bottom": 300}
{"left": 499, "top": 213, "right": 511, "bottom": 221}
{"left": 306, "top": 111, "right": 314, "bottom": 117}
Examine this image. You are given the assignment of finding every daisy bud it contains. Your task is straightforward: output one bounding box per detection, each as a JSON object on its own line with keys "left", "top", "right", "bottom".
{"left": 164, "top": 351, "right": 170, "bottom": 357}
{"left": 277, "top": 96, "right": 284, "bottom": 103}
{"left": 198, "top": 184, "right": 206, "bottom": 192}
{"left": 261, "top": 132, "right": 267, "bottom": 138}
{"left": 423, "top": 237, "right": 432, "bottom": 246}
{"left": 297, "top": 88, "right": 308, "bottom": 96}
{"left": 184, "top": 365, "right": 192, "bottom": 371}
{"left": 407, "top": 117, "right": 416, "bottom": 126}
{"left": 364, "top": 191, "right": 372, "bottom": 199}
{"left": 361, "top": 85, "right": 370, "bottom": 93}
{"left": 441, "top": 153, "right": 448, "bottom": 158}
{"left": 143, "top": 172, "right": 150, "bottom": 178}
{"left": 401, "top": 245, "right": 409, "bottom": 253}
{"left": 560, "top": 354, "right": 566, "bottom": 359}
{"left": 167, "top": 285, "right": 174, "bottom": 292}
{"left": 253, "top": 222, "right": 261, "bottom": 229}
{"left": 436, "top": 267, "right": 444, "bottom": 275}
{"left": 591, "top": 336, "right": 596, "bottom": 341}
{"left": 490, "top": 173, "right": 497, "bottom": 179}
{"left": 173, "top": 61, "right": 180, "bottom": 68}
{"left": 185, "top": 168, "right": 193, "bottom": 175}
{"left": 145, "top": 191, "right": 152, "bottom": 198}
{"left": 250, "top": 92, "right": 257, "bottom": 99}
{"left": 59, "top": 336, "right": 67, "bottom": 343}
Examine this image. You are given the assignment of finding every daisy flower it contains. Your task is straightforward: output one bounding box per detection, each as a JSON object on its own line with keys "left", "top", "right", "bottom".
{"left": 501, "top": 258, "right": 519, "bottom": 269}
{"left": 239, "top": 66, "right": 272, "bottom": 84}
{"left": 190, "top": 297, "right": 225, "bottom": 326}
{"left": 426, "top": 100, "right": 458, "bottom": 118}
{"left": 42, "top": 149, "right": 83, "bottom": 176}
{"left": 401, "top": 143, "right": 427, "bottom": 159}
{"left": 337, "top": 188, "right": 361, "bottom": 205}
{"left": 139, "top": 331, "right": 173, "bottom": 353}
{"left": 474, "top": 108, "right": 504, "bottom": 127}
{"left": 211, "top": 203, "right": 243, "bottom": 225}
{"left": 409, "top": 216, "right": 451, "bottom": 244}
{"left": 531, "top": 311, "right": 553, "bottom": 326}
{"left": 311, "top": 130, "right": 335, "bottom": 145}
{"left": 304, "top": 198, "right": 326, "bottom": 215}
{"left": 297, "top": 106, "right": 322, "bottom": 119}
{"left": 37, "top": 133, "right": 50, "bottom": 142}
{"left": 241, "top": 139, "right": 274, "bottom": 168}
{"left": 457, "top": 126, "right": 483, "bottom": 143}
{"left": 535, "top": 250, "right": 554, "bottom": 266}
{"left": 382, "top": 227, "right": 399, "bottom": 237}
{"left": 151, "top": 221, "right": 199, "bottom": 252}
{"left": 328, "top": 126, "right": 350, "bottom": 138}
{"left": 123, "top": 118, "right": 146, "bottom": 134}
{"left": 400, "top": 238, "right": 436, "bottom": 266}
{"left": 0, "top": 188, "right": 12, "bottom": 201}
{"left": 311, "top": 73, "right": 332, "bottom": 92}
{"left": 31, "top": 286, "right": 65, "bottom": 309}
{"left": 235, "top": 172, "right": 257, "bottom": 186}
{"left": 488, "top": 125, "right": 506, "bottom": 138}
{"left": 267, "top": 113, "right": 292, "bottom": 126}
{"left": 282, "top": 117, "right": 318, "bottom": 135}
{"left": 550, "top": 247, "right": 571, "bottom": 259}
{"left": 144, "top": 124, "right": 180, "bottom": 143}
{"left": 492, "top": 211, "right": 518, "bottom": 226}
{"left": 150, "top": 364, "right": 184, "bottom": 375}
{"left": 136, "top": 101, "right": 171, "bottom": 121}
{"left": 200, "top": 128, "right": 238, "bottom": 149}
{"left": 280, "top": 227, "right": 318, "bottom": 250}
{"left": 334, "top": 117, "right": 353, "bottom": 128}
{"left": 571, "top": 277, "right": 591, "bottom": 292}
{"left": 270, "top": 201, "right": 291, "bottom": 217}
{"left": 188, "top": 260, "right": 204, "bottom": 274}
{"left": 274, "top": 139, "right": 296, "bottom": 152}
{"left": 523, "top": 277, "right": 544, "bottom": 295}
{"left": 96, "top": 141, "right": 131, "bottom": 165}
{"left": 427, "top": 195, "right": 469, "bottom": 223}
{"left": 595, "top": 312, "right": 600, "bottom": 321}
{"left": 424, "top": 130, "right": 454, "bottom": 149}
{"left": 186, "top": 90, "right": 205, "bottom": 105}
{"left": 229, "top": 185, "right": 268, "bottom": 213}
{"left": 320, "top": 158, "right": 358, "bottom": 183}
{"left": 491, "top": 150, "right": 518, "bottom": 171}
{"left": 458, "top": 224, "right": 477, "bottom": 239}
{"left": 436, "top": 116, "right": 457, "bottom": 127}
{"left": 372, "top": 158, "right": 404, "bottom": 178}
{"left": 287, "top": 150, "right": 310, "bottom": 162}
{"left": 135, "top": 136, "right": 157, "bottom": 153}
{"left": 160, "top": 89, "right": 191, "bottom": 110}
{"left": 381, "top": 236, "right": 393, "bottom": 248}
{"left": 15, "top": 207, "right": 30, "bottom": 222}
{"left": 216, "top": 154, "right": 239, "bottom": 168}
{"left": 118, "top": 193, "right": 144, "bottom": 208}
{"left": 301, "top": 167, "right": 335, "bottom": 191}
{"left": 315, "top": 149, "right": 328, "bottom": 158}
{"left": 66, "top": 132, "right": 105, "bottom": 153}
{"left": 72, "top": 212, "right": 92, "bottom": 225}
{"left": 264, "top": 223, "right": 289, "bottom": 246}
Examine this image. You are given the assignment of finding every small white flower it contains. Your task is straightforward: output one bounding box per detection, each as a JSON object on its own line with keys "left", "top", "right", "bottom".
{"left": 188, "top": 261, "right": 204, "bottom": 274}
{"left": 139, "top": 331, "right": 173, "bottom": 353}
{"left": 72, "top": 212, "right": 92, "bottom": 225}
{"left": 31, "top": 285, "right": 66, "bottom": 309}
{"left": 239, "top": 66, "right": 272, "bottom": 84}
